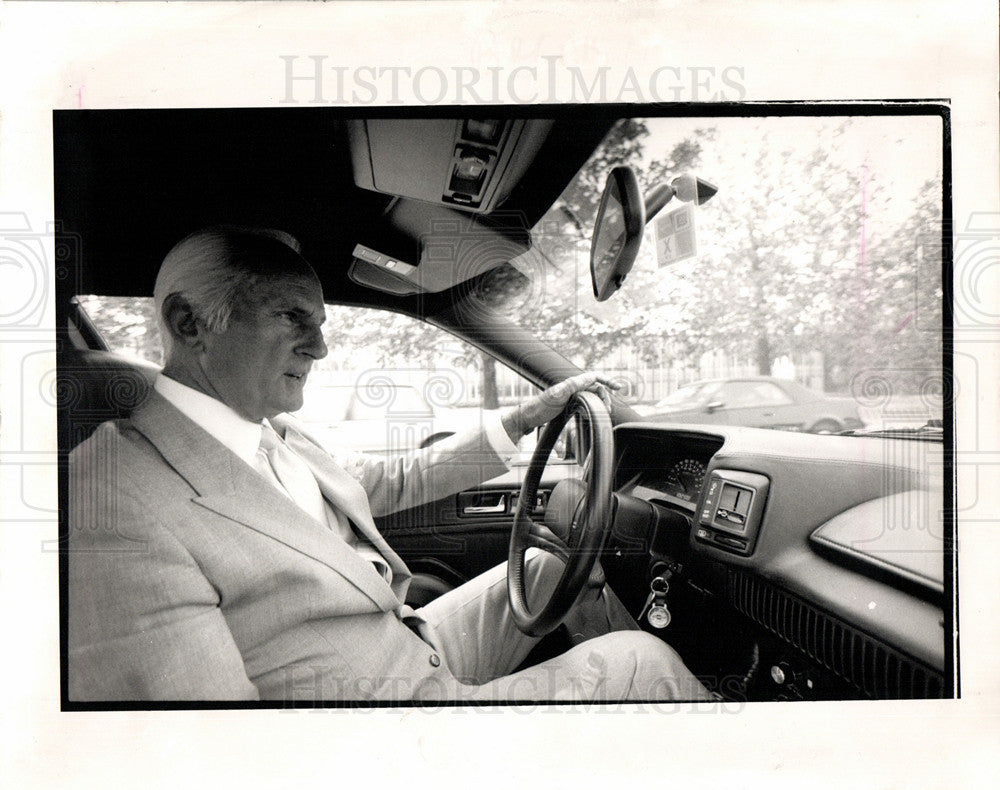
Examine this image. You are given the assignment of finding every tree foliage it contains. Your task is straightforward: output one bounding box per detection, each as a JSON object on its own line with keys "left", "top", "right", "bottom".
{"left": 515, "top": 116, "right": 943, "bottom": 394}
{"left": 76, "top": 296, "right": 164, "bottom": 364}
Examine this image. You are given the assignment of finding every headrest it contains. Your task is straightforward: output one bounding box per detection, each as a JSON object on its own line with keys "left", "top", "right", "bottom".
{"left": 59, "top": 348, "right": 160, "bottom": 448}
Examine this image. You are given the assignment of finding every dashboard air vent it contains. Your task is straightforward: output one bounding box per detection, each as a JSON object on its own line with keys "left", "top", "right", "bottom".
{"left": 728, "top": 570, "right": 945, "bottom": 699}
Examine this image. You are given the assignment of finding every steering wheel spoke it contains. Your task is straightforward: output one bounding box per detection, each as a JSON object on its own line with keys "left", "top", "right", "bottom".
{"left": 580, "top": 447, "right": 594, "bottom": 482}
{"left": 525, "top": 520, "right": 570, "bottom": 562}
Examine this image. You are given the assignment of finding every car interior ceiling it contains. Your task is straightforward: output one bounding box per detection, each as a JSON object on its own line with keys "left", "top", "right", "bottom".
{"left": 54, "top": 110, "right": 611, "bottom": 306}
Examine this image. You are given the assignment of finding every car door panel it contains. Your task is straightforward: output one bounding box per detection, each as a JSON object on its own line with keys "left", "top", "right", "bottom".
{"left": 376, "top": 463, "right": 581, "bottom": 583}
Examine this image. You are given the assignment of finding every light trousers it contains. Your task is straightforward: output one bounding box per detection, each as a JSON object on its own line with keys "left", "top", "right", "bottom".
{"left": 414, "top": 550, "right": 715, "bottom": 703}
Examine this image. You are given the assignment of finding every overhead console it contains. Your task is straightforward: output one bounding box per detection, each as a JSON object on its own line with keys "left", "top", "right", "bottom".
{"left": 348, "top": 119, "right": 553, "bottom": 213}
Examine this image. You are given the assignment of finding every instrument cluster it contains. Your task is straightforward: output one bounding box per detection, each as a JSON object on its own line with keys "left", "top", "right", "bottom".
{"left": 613, "top": 427, "right": 724, "bottom": 511}
{"left": 640, "top": 458, "right": 708, "bottom": 504}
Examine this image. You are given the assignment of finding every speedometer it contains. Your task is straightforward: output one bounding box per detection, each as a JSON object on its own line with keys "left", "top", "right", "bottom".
{"left": 666, "top": 459, "right": 707, "bottom": 501}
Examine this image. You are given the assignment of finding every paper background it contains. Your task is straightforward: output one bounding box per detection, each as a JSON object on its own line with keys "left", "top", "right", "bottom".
{"left": 1, "top": 1, "right": 997, "bottom": 786}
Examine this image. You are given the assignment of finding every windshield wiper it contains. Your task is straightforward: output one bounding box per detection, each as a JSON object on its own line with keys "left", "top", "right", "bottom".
{"left": 837, "top": 420, "right": 944, "bottom": 440}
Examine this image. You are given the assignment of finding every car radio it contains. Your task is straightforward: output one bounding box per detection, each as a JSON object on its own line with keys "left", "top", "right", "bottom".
{"left": 694, "top": 469, "right": 770, "bottom": 556}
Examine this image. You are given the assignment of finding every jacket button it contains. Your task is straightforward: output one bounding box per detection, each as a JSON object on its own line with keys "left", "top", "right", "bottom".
{"left": 429, "top": 654, "right": 441, "bottom": 667}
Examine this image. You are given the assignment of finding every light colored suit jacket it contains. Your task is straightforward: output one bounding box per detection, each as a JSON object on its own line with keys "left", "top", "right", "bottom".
{"left": 67, "top": 390, "right": 509, "bottom": 701}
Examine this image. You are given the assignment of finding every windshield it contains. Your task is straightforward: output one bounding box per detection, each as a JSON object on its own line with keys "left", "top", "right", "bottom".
{"left": 497, "top": 114, "right": 945, "bottom": 435}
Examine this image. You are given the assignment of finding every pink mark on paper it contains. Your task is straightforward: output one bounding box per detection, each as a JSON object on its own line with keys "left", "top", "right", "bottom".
{"left": 77, "top": 85, "right": 83, "bottom": 109}
{"left": 854, "top": 162, "right": 870, "bottom": 315}
{"left": 893, "top": 312, "right": 915, "bottom": 334}
{"left": 860, "top": 163, "right": 868, "bottom": 273}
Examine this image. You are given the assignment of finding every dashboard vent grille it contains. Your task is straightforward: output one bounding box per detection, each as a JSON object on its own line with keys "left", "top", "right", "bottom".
{"left": 728, "top": 570, "right": 944, "bottom": 699}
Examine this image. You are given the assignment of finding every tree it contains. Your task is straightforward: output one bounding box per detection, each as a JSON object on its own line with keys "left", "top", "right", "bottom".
{"left": 512, "top": 115, "right": 943, "bottom": 402}
{"left": 640, "top": 125, "right": 868, "bottom": 379}
{"left": 826, "top": 177, "right": 944, "bottom": 393}
{"left": 622, "top": 118, "right": 944, "bottom": 393}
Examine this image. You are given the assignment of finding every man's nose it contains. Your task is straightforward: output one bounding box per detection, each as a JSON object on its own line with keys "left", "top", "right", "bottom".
{"left": 300, "top": 324, "right": 328, "bottom": 360}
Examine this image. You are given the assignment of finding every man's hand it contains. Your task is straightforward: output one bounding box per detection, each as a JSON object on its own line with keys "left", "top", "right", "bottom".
{"left": 501, "top": 372, "right": 621, "bottom": 442}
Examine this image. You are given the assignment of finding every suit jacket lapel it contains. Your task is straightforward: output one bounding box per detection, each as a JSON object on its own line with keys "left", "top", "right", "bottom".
{"left": 128, "top": 392, "right": 400, "bottom": 611}
{"left": 276, "top": 419, "right": 412, "bottom": 600}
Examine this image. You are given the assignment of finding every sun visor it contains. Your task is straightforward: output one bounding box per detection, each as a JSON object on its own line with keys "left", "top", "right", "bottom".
{"left": 349, "top": 201, "right": 531, "bottom": 294}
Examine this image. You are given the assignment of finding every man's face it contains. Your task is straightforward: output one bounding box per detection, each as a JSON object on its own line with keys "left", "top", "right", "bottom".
{"left": 197, "top": 272, "right": 328, "bottom": 421}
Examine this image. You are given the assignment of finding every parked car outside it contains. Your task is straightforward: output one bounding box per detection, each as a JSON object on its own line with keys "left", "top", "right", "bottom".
{"left": 637, "top": 376, "right": 865, "bottom": 433}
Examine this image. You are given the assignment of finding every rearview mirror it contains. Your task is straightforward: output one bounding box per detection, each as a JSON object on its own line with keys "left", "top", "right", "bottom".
{"left": 590, "top": 166, "right": 645, "bottom": 302}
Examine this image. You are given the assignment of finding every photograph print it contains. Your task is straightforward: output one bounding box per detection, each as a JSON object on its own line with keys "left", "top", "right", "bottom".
{"left": 56, "top": 104, "right": 951, "bottom": 707}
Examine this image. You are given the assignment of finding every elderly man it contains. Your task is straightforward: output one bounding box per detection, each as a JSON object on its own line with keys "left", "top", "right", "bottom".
{"left": 68, "top": 227, "right": 712, "bottom": 703}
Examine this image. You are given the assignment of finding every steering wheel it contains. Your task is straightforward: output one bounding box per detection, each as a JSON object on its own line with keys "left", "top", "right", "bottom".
{"left": 507, "top": 390, "right": 615, "bottom": 637}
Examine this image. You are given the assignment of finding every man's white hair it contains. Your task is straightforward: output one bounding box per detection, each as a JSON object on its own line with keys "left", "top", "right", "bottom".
{"left": 154, "top": 227, "right": 305, "bottom": 357}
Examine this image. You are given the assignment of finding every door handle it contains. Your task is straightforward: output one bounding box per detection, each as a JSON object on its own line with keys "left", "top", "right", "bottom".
{"left": 463, "top": 503, "right": 506, "bottom": 514}
{"left": 457, "top": 491, "right": 507, "bottom": 516}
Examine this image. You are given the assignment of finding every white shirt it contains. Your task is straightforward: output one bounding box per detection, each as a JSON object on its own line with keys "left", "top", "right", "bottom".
{"left": 155, "top": 374, "right": 264, "bottom": 466}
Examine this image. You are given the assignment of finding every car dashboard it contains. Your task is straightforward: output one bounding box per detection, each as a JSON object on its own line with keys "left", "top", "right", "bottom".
{"left": 604, "top": 422, "right": 950, "bottom": 701}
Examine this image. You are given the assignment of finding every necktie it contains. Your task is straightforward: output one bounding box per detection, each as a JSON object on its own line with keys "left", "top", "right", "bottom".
{"left": 255, "top": 423, "right": 392, "bottom": 582}
{"left": 256, "top": 423, "right": 330, "bottom": 527}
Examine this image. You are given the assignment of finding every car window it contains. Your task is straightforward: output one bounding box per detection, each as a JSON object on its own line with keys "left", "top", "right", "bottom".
{"left": 292, "top": 387, "right": 353, "bottom": 423}
{"left": 344, "top": 386, "right": 434, "bottom": 420}
{"left": 656, "top": 382, "right": 713, "bottom": 409}
{"left": 75, "top": 295, "right": 165, "bottom": 364}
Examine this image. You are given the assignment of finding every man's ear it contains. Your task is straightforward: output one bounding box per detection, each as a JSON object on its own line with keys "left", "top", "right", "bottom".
{"left": 161, "top": 293, "right": 205, "bottom": 350}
